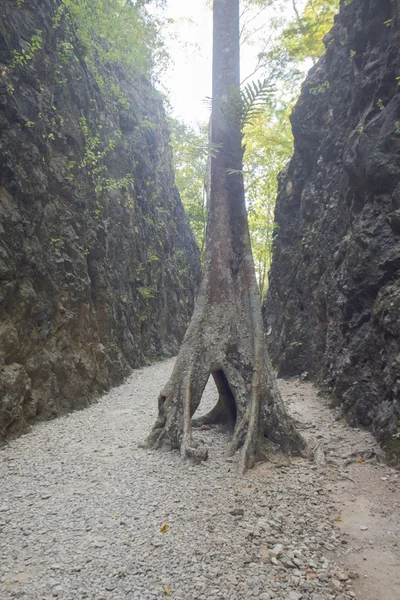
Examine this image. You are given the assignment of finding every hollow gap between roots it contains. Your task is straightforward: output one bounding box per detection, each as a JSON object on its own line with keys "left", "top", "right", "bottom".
{"left": 192, "top": 369, "right": 237, "bottom": 432}
{"left": 214, "top": 369, "right": 237, "bottom": 429}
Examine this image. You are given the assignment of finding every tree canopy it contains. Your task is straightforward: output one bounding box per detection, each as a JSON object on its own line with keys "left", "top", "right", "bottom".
{"left": 171, "top": 0, "right": 339, "bottom": 296}
{"left": 60, "top": 0, "right": 166, "bottom": 105}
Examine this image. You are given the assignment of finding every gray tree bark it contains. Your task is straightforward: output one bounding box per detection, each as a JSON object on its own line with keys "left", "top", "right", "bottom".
{"left": 144, "top": 0, "right": 306, "bottom": 472}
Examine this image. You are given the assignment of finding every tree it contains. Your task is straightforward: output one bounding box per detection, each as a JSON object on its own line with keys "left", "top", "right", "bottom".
{"left": 244, "top": 105, "right": 293, "bottom": 298}
{"left": 282, "top": 0, "right": 338, "bottom": 65}
{"left": 168, "top": 1, "right": 338, "bottom": 297}
{"left": 245, "top": 0, "right": 339, "bottom": 83}
{"left": 144, "top": 0, "right": 306, "bottom": 472}
{"left": 169, "top": 119, "right": 208, "bottom": 258}
{"left": 63, "top": 0, "right": 165, "bottom": 81}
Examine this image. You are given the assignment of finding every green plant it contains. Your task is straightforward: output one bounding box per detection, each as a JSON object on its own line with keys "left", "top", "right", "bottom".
{"left": 377, "top": 98, "right": 385, "bottom": 111}
{"left": 61, "top": 0, "right": 166, "bottom": 83}
{"left": 395, "top": 122, "right": 400, "bottom": 135}
{"left": 56, "top": 40, "right": 75, "bottom": 68}
{"left": 278, "top": 0, "right": 339, "bottom": 65}
{"left": 102, "top": 174, "right": 134, "bottom": 196}
{"left": 138, "top": 286, "right": 156, "bottom": 300}
{"left": 392, "top": 419, "right": 400, "bottom": 440}
{"left": 240, "top": 79, "right": 274, "bottom": 128}
{"left": 309, "top": 81, "right": 330, "bottom": 95}
{"left": 47, "top": 0, "right": 166, "bottom": 109}
{"left": 289, "top": 341, "right": 303, "bottom": 348}
{"left": 79, "top": 116, "right": 134, "bottom": 204}
{"left": 9, "top": 31, "right": 43, "bottom": 70}
{"left": 52, "top": 4, "right": 66, "bottom": 29}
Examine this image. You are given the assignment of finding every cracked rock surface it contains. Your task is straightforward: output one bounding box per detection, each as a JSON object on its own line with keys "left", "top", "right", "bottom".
{"left": 264, "top": 0, "right": 400, "bottom": 458}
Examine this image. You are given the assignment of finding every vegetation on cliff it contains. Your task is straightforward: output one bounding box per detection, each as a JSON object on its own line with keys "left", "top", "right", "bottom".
{"left": 0, "top": 0, "right": 199, "bottom": 439}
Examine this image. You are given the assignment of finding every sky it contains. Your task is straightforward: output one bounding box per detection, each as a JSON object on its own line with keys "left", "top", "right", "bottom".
{"left": 157, "top": 0, "right": 212, "bottom": 124}
{"left": 153, "top": 0, "right": 306, "bottom": 126}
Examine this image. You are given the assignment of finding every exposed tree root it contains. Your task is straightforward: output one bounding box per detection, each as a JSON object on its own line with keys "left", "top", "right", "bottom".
{"left": 143, "top": 284, "right": 307, "bottom": 472}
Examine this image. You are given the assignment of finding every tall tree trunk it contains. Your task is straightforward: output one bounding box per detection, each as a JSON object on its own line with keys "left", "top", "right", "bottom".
{"left": 144, "top": 0, "right": 306, "bottom": 472}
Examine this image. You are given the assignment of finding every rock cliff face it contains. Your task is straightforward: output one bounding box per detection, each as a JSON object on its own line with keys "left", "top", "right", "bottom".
{"left": 265, "top": 0, "right": 400, "bottom": 458}
{"left": 0, "top": 0, "right": 200, "bottom": 438}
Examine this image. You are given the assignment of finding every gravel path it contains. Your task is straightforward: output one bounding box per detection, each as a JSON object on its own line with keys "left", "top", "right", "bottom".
{"left": 0, "top": 358, "right": 399, "bottom": 600}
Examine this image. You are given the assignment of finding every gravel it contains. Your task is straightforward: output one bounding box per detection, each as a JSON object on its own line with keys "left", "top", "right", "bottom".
{"left": 0, "top": 358, "right": 361, "bottom": 599}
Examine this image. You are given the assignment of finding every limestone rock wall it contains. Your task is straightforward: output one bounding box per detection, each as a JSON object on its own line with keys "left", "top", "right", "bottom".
{"left": 265, "top": 0, "right": 400, "bottom": 457}
{"left": 0, "top": 0, "right": 201, "bottom": 438}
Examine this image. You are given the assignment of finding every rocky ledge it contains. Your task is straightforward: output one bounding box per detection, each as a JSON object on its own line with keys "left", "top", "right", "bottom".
{"left": 265, "top": 0, "right": 400, "bottom": 462}
{"left": 0, "top": 0, "right": 200, "bottom": 439}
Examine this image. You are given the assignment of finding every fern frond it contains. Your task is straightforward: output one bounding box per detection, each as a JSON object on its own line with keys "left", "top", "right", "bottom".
{"left": 240, "top": 79, "right": 274, "bottom": 128}
{"left": 226, "top": 168, "right": 244, "bottom": 176}
{"left": 190, "top": 141, "right": 222, "bottom": 160}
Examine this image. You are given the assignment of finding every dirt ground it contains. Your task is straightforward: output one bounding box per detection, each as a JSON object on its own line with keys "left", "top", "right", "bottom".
{"left": 0, "top": 359, "right": 399, "bottom": 599}
{"left": 280, "top": 378, "right": 400, "bottom": 600}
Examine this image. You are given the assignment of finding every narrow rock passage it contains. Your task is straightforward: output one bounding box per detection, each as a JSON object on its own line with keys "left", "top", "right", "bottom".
{"left": 0, "top": 359, "right": 399, "bottom": 600}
